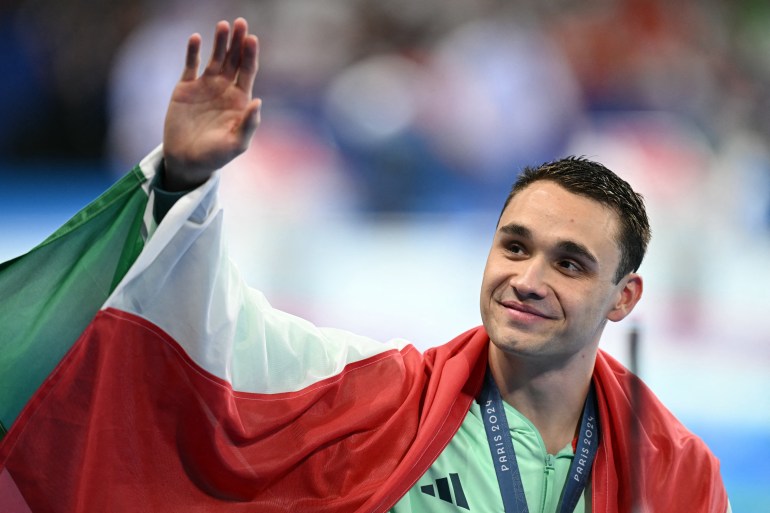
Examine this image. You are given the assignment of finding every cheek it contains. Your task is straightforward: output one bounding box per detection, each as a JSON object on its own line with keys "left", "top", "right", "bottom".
{"left": 479, "top": 267, "right": 503, "bottom": 313}
{"left": 561, "top": 286, "right": 615, "bottom": 323}
{"left": 480, "top": 261, "right": 506, "bottom": 298}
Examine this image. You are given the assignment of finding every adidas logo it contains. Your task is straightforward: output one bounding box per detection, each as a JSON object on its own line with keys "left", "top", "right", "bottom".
{"left": 420, "top": 473, "right": 470, "bottom": 510}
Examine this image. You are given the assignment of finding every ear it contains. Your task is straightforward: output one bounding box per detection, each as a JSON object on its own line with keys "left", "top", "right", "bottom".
{"left": 607, "top": 273, "right": 643, "bottom": 322}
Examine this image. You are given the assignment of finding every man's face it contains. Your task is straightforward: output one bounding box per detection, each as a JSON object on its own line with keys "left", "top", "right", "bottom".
{"left": 480, "top": 181, "right": 640, "bottom": 363}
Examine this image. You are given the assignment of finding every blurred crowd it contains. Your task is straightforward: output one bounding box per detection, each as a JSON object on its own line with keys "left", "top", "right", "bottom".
{"left": 1, "top": 0, "right": 769, "bottom": 225}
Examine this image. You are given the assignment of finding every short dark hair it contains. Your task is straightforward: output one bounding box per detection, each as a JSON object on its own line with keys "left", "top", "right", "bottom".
{"left": 500, "top": 156, "right": 651, "bottom": 284}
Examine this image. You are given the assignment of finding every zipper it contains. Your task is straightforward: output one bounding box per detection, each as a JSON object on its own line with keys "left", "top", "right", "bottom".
{"left": 540, "top": 453, "right": 556, "bottom": 512}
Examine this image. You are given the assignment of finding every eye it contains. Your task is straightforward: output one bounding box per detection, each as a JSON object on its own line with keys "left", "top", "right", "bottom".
{"left": 557, "top": 259, "right": 582, "bottom": 274}
{"left": 505, "top": 241, "right": 527, "bottom": 256}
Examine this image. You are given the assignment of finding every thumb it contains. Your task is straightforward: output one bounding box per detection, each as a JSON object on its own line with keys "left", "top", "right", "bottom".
{"left": 238, "top": 98, "right": 262, "bottom": 146}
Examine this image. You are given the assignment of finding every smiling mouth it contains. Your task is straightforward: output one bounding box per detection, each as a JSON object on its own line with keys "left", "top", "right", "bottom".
{"left": 498, "top": 300, "right": 553, "bottom": 319}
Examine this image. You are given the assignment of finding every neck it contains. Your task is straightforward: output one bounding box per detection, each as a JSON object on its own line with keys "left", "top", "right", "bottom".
{"left": 488, "top": 345, "right": 596, "bottom": 454}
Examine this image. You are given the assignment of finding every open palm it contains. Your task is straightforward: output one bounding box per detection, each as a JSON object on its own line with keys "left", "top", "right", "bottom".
{"left": 163, "top": 18, "right": 261, "bottom": 191}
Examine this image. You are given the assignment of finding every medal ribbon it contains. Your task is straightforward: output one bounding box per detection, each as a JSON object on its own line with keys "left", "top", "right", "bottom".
{"left": 479, "top": 369, "right": 599, "bottom": 513}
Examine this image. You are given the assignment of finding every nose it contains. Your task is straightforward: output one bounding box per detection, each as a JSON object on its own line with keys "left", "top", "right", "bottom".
{"left": 509, "top": 258, "right": 548, "bottom": 300}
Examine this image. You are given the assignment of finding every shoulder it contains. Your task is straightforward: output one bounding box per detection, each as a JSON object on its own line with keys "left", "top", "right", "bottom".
{"left": 592, "top": 350, "right": 728, "bottom": 511}
{"left": 423, "top": 326, "right": 489, "bottom": 365}
{"left": 594, "top": 349, "right": 707, "bottom": 447}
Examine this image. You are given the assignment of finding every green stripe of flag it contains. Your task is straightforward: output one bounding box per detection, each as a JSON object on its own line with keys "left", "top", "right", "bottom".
{"left": 0, "top": 167, "right": 149, "bottom": 437}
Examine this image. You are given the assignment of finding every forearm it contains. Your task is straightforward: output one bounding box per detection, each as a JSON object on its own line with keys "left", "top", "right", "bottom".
{"left": 151, "top": 160, "right": 194, "bottom": 223}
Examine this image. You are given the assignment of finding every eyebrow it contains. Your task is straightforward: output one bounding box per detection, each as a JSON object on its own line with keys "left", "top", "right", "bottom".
{"left": 499, "top": 223, "right": 532, "bottom": 239}
{"left": 556, "top": 240, "right": 599, "bottom": 266}
{"left": 498, "top": 223, "right": 599, "bottom": 265}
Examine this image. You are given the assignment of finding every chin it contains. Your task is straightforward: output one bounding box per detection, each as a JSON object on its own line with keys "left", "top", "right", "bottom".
{"left": 488, "top": 332, "right": 543, "bottom": 356}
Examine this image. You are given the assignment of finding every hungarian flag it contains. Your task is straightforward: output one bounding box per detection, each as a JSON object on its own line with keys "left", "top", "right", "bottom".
{"left": 0, "top": 149, "right": 729, "bottom": 512}
{"left": 0, "top": 148, "right": 486, "bottom": 512}
{"left": 0, "top": 159, "right": 150, "bottom": 439}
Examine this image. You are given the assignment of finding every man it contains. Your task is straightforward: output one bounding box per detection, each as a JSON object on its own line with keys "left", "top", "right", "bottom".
{"left": 0, "top": 18, "right": 729, "bottom": 513}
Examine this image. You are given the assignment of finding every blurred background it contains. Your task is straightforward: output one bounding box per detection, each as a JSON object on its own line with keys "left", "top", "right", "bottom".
{"left": 1, "top": 0, "right": 768, "bottom": 509}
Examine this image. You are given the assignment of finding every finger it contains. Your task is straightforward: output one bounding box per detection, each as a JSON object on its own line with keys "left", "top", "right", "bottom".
{"left": 204, "top": 20, "right": 230, "bottom": 75}
{"left": 223, "top": 18, "right": 248, "bottom": 80}
{"left": 180, "top": 34, "right": 202, "bottom": 81}
{"left": 236, "top": 35, "right": 259, "bottom": 93}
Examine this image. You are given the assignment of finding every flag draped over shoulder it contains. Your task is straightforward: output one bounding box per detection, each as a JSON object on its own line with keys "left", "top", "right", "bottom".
{"left": 0, "top": 148, "right": 728, "bottom": 513}
{"left": 0, "top": 161, "right": 151, "bottom": 438}
{"left": 0, "top": 148, "right": 488, "bottom": 513}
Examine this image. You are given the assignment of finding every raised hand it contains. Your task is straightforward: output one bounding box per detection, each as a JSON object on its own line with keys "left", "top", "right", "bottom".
{"left": 162, "top": 18, "right": 261, "bottom": 191}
